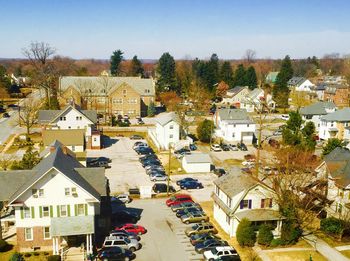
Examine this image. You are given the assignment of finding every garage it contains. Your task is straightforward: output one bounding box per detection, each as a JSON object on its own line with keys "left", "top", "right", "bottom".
{"left": 182, "top": 153, "right": 212, "bottom": 173}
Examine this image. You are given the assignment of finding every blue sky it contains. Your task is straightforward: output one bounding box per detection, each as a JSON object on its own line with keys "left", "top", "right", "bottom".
{"left": 0, "top": 0, "right": 349, "bottom": 59}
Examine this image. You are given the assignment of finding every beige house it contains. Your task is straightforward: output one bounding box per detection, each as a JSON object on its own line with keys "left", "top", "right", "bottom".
{"left": 59, "top": 76, "right": 155, "bottom": 117}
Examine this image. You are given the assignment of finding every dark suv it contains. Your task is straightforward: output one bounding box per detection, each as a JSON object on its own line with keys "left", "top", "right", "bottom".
{"left": 153, "top": 183, "right": 176, "bottom": 194}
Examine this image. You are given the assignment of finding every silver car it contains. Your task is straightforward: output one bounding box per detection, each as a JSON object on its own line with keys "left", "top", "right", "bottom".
{"left": 150, "top": 173, "right": 168, "bottom": 182}
{"left": 103, "top": 235, "right": 141, "bottom": 252}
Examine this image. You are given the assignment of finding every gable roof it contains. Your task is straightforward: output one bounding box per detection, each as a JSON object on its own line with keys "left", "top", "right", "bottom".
{"left": 321, "top": 108, "right": 350, "bottom": 122}
{"left": 300, "top": 102, "right": 336, "bottom": 116}
{"left": 247, "top": 88, "right": 264, "bottom": 100}
{"left": 217, "top": 108, "right": 253, "bottom": 123}
{"left": 40, "top": 140, "right": 75, "bottom": 158}
{"left": 0, "top": 170, "right": 34, "bottom": 201}
{"left": 8, "top": 146, "right": 104, "bottom": 204}
{"left": 155, "top": 112, "right": 178, "bottom": 126}
{"left": 287, "top": 77, "right": 307, "bottom": 86}
{"left": 59, "top": 76, "right": 155, "bottom": 97}
{"left": 324, "top": 147, "right": 350, "bottom": 188}
{"left": 226, "top": 86, "right": 248, "bottom": 97}
{"left": 183, "top": 153, "right": 211, "bottom": 164}
{"left": 42, "top": 129, "right": 85, "bottom": 146}
{"left": 266, "top": 72, "right": 279, "bottom": 83}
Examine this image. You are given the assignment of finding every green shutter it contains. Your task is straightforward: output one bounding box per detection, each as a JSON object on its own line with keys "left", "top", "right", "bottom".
{"left": 31, "top": 207, "right": 35, "bottom": 218}
{"left": 20, "top": 207, "right": 24, "bottom": 219}
{"left": 74, "top": 204, "right": 77, "bottom": 216}
{"left": 57, "top": 206, "right": 60, "bottom": 217}
{"left": 39, "top": 206, "right": 43, "bottom": 218}
{"left": 50, "top": 206, "right": 53, "bottom": 217}
{"left": 67, "top": 205, "right": 71, "bottom": 217}
{"left": 85, "top": 204, "right": 88, "bottom": 216}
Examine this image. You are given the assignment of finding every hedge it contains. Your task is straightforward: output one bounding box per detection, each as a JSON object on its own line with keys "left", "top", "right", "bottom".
{"left": 0, "top": 239, "right": 8, "bottom": 252}
{"left": 47, "top": 255, "right": 61, "bottom": 261}
{"left": 236, "top": 218, "right": 256, "bottom": 247}
{"left": 320, "top": 217, "right": 344, "bottom": 236}
{"left": 257, "top": 225, "right": 274, "bottom": 246}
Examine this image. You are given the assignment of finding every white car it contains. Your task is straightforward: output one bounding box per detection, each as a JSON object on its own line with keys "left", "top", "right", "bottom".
{"left": 228, "top": 144, "right": 238, "bottom": 151}
{"left": 203, "top": 246, "right": 238, "bottom": 260}
{"left": 281, "top": 114, "right": 290, "bottom": 120}
{"left": 210, "top": 144, "right": 222, "bottom": 152}
{"left": 112, "top": 194, "right": 131, "bottom": 204}
{"left": 150, "top": 173, "right": 168, "bottom": 182}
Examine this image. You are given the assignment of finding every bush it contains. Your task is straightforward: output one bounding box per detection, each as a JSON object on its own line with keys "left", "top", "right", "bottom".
{"left": 9, "top": 252, "right": 24, "bottom": 261}
{"left": 280, "top": 220, "right": 302, "bottom": 244}
{"left": 257, "top": 225, "right": 274, "bottom": 246}
{"left": 33, "top": 252, "right": 40, "bottom": 256}
{"left": 47, "top": 255, "right": 61, "bottom": 261}
{"left": 320, "top": 217, "right": 344, "bottom": 236}
{"left": 270, "top": 238, "right": 285, "bottom": 247}
{"left": 44, "top": 252, "right": 50, "bottom": 256}
{"left": 236, "top": 218, "right": 257, "bottom": 247}
{"left": 0, "top": 239, "right": 8, "bottom": 252}
{"left": 196, "top": 119, "right": 214, "bottom": 143}
{"left": 24, "top": 253, "right": 32, "bottom": 257}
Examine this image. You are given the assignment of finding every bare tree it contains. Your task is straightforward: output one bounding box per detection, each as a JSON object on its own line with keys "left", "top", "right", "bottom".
{"left": 19, "top": 98, "right": 41, "bottom": 136}
{"left": 244, "top": 49, "right": 257, "bottom": 63}
{"left": 97, "top": 76, "right": 115, "bottom": 123}
{"left": 74, "top": 78, "right": 95, "bottom": 109}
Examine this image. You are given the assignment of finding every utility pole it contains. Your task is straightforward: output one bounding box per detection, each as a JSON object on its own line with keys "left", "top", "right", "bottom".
{"left": 167, "top": 143, "right": 172, "bottom": 196}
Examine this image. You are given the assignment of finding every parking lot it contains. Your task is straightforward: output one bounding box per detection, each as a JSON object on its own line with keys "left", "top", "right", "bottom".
{"left": 127, "top": 198, "right": 204, "bottom": 261}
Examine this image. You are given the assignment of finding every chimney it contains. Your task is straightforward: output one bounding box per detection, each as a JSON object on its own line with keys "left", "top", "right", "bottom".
{"left": 62, "top": 146, "right": 68, "bottom": 155}
{"left": 50, "top": 146, "right": 56, "bottom": 153}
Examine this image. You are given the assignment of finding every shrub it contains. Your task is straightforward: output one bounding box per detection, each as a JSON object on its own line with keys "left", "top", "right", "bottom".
{"left": 47, "top": 255, "right": 61, "bottom": 261}
{"left": 270, "top": 238, "right": 285, "bottom": 247}
{"left": 257, "top": 225, "right": 274, "bottom": 246}
{"left": 320, "top": 217, "right": 344, "bottom": 236}
{"left": 24, "top": 253, "right": 32, "bottom": 257}
{"left": 33, "top": 252, "right": 40, "bottom": 256}
{"left": 9, "top": 252, "right": 24, "bottom": 261}
{"left": 281, "top": 220, "right": 302, "bottom": 244}
{"left": 236, "top": 218, "right": 257, "bottom": 247}
{"left": 196, "top": 119, "right": 214, "bottom": 143}
{"left": 0, "top": 239, "right": 8, "bottom": 252}
{"left": 44, "top": 252, "right": 50, "bottom": 256}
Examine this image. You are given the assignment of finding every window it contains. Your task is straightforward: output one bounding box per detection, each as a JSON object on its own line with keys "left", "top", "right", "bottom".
{"left": 93, "top": 137, "right": 97, "bottom": 142}
{"left": 170, "top": 125, "right": 174, "bottom": 129}
{"left": 71, "top": 145, "right": 75, "bottom": 152}
{"left": 60, "top": 205, "right": 68, "bottom": 217}
{"left": 43, "top": 227, "right": 50, "bottom": 239}
{"left": 77, "top": 204, "right": 85, "bottom": 216}
{"left": 113, "top": 98, "right": 123, "bottom": 104}
{"left": 123, "top": 89, "right": 127, "bottom": 96}
{"left": 226, "top": 214, "right": 230, "bottom": 224}
{"left": 337, "top": 203, "right": 343, "bottom": 214}
{"left": 24, "top": 207, "right": 31, "bottom": 218}
{"left": 42, "top": 206, "right": 50, "bottom": 217}
{"left": 76, "top": 116, "right": 82, "bottom": 120}
{"left": 60, "top": 117, "right": 66, "bottom": 121}
{"left": 261, "top": 198, "right": 273, "bottom": 208}
{"left": 25, "top": 228, "right": 33, "bottom": 241}
{"left": 169, "top": 134, "right": 173, "bottom": 138}
{"left": 128, "top": 110, "right": 136, "bottom": 114}
{"left": 240, "top": 199, "right": 251, "bottom": 209}
{"left": 128, "top": 98, "right": 137, "bottom": 104}
{"left": 226, "top": 197, "right": 232, "bottom": 208}
{"left": 232, "top": 133, "right": 235, "bottom": 138}
{"left": 97, "top": 97, "right": 105, "bottom": 103}
{"left": 65, "top": 188, "right": 70, "bottom": 196}
{"left": 247, "top": 124, "right": 250, "bottom": 127}
{"left": 215, "top": 185, "right": 220, "bottom": 196}
{"left": 32, "top": 189, "right": 44, "bottom": 198}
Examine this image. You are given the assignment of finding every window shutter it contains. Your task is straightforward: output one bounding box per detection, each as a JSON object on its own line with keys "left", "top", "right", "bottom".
{"left": 50, "top": 206, "right": 53, "bottom": 217}
{"left": 74, "top": 204, "right": 77, "bottom": 216}
{"left": 67, "top": 205, "right": 71, "bottom": 217}
{"left": 248, "top": 200, "right": 252, "bottom": 209}
{"left": 57, "top": 206, "right": 60, "bottom": 217}
{"left": 261, "top": 199, "right": 265, "bottom": 208}
{"left": 239, "top": 200, "right": 244, "bottom": 209}
{"left": 85, "top": 204, "right": 88, "bottom": 216}
{"left": 39, "top": 206, "right": 43, "bottom": 218}
{"left": 269, "top": 199, "right": 273, "bottom": 208}
{"left": 31, "top": 207, "right": 35, "bottom": 218}
{"left": 20, "top": 207, "right": 24, "bottom": 219}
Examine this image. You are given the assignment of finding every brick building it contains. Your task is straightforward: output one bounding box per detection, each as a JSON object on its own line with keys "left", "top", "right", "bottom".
{"left": 323, "top": 84, "right": 350, "bottom": 108}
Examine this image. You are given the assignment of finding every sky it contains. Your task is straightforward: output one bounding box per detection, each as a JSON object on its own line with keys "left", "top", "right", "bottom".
{"left": 0, "top": 0, "right": 350, "bottom": 60}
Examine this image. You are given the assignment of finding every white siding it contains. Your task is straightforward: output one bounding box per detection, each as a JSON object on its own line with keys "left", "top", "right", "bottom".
{"left": 54, "top": 108, "right": 93, "bottom": 136}
{"left": 182, "top": 160, "right": 210, "bottom": 173}
{"left": 155, "top": 120, "right": 180, "bottom": 150}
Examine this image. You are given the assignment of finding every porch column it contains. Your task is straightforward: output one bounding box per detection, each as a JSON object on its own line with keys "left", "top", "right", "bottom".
{"left": 86, "top": 234, "right": 90, "bottom": 253}
{"left": 55, "top": 236, "right": 59, "bottom": 255}
{"left": 89, "top": 234, "right": 93, "bottom": 254}
{"left": 277, "top": 219, "right": 282, "bottom": 234}
{"left": 52, "top": 237, "right": 56, "bottom": 255}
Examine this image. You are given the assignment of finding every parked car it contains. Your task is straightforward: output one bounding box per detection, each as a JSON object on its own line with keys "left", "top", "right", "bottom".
{"left": 214, "top": 255, "right": 241, "bottom": 261}
{"left": 220, "top": 143, "right": 230, "bottom": 151}
{"left": 175, "top": 150, "right": 191, "bottom": 159}
{"left": 150, "top": 173, "right": 168, "bottom": 182}
{"left": 153, "top": 183, "right": 176, "bottom": 194}
{"left": 90, "top": 156, "right": 111, "bottom": 163}
{"left": 130, "top": 135, "right": 143, "bottom": 140}
{"left": 116, "top": 224, "right": 147, "bottom": 235}
{"left": 87, "top": 160, "right": 110, "bottom": 168}
{"left": 142, "top": 159, "right": 160, "bottom": 168}
{"left": 146, "top": 166, "right": 165, "bottom": 175}
{"left": 133, "top": 142, "right": 148, "bottom": 149}
{"left": 273, "top": 129, "right": 283, "bottom": 136}
{"left": 166, "top": 194, "right": 193, "bottom": 206}
{"left": 176, "top": 177, "right": 198, "bottom": 185}
{"left": 189, "top": 143, "right": 197, "bottom": 151}
{"left": 171, "top": 202, "right": 201, "bottom": 212}
{"left": 181, "top": 211, "right": 209, "bottom": 224}
{"left": 210, "top": 144, "right": 222, "bottom": 152}
{"left": 109, "top": 230, "right": 141, "bottom": 241}
{"left": 281, "top": 114, "right": 290, "bottom": 120}
{"left": 174, "top": 148, "right": 190, "bottom": 155}
{"left": 140, "top": 155, "right": 158, "bottom": 163}
{"left": 195, "top": 238, "right": 228, "bottom": 254}
{"left": 103, "top": 236, "right": 141, "bottom": 252}
{"left": 176, "top": 206, "right": 203, "bottom": 218}
{"left": 180, "top": 180, "right": 203, "bottom": 190}
{"left": 237, "top": 142, "right": 247, "bottom": 151}
{"left": 190, "top": 233, "right": 220, "bottom": 246}
{"left": 228, "top": 144, "right": 238, "bottom": 151}
{"left": 213, "top": 168, "right": 226, "bottom": 177}
{"left": 2, "top": 112, "right": 10, "bottom": 118}
{"left": 111, "top": 194, "right": 132, "bottom": 204}
{"left": 137, "top": 118, "right": 144, "bottom": 125}
{"left": 112, "top": 210, "right": 140, "bottom": 223}
{"left": 185, "top": 223, "right": 218, "bottom": 236}
{"left": 97, "top": 246, "right": 135, "bottom": 261}
{"left": 203, "top": 246, "right": 239, "bottom": 261}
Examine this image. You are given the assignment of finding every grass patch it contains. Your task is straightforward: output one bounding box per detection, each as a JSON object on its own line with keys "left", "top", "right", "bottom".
{"left": 0, "top": 244, "right": 16, "bottom": 261}
{"left": 314, "top": 231, "right": 350, "bottom": 247}
{"left": 341, "top": 250, "right": 350, "bottom": 259}
{"left": 162, "top": 155, "right": 186, "bottom": 175}
{"left": 103, "top": 131, "right": 146, "bottom": 138}
{"left": 27, "top": 132, "right": 42, "bottom": 143}
{"left": 223, "top": 158, "right": 242, "bottom": 166}
{"left": 266, "top": 250, "right": 327, "bottom": 261}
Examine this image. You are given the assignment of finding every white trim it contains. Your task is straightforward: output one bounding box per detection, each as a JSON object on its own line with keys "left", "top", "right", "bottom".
{"left": 50, "top": 105, "right": 94, "bottom": 125}
{"left": 43, "top": 226, "right": 51, "bottom": 239}
{"left": 24, "top": 227, "right": 33, "bottom": 241}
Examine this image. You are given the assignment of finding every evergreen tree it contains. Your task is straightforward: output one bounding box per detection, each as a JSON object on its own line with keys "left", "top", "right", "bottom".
{"left": 204, "top": 54, "right": 219, "bottom": 92}
{"left": 147, "top": 102, "right": 156, "bottom": 117}
{"left": 0, "top": 65, "right": 11, "bottom": 93}
{"left": 220, "top": 61, "right": 234, "bottom": 87}
{"left": 273, "top": 55, "right": 293, "bottom": 108}
{"left": 322, "top": 138, "right": 344, "bottom": 156}
{"left": 156, "top": 52, "right": 177, "bottom": 93}
{"left": 11, "top": 145, "right": 41, "bottom": 170}
{"left": 232, "top": 64, "right": 246, "bottom": 86}
{"left": 236, "top": 218, "right": 256, "bottom": 247}
{"left": 130, "top": 55, "right": 144, "bottom": 77}
{"left": 197, "top": 119, "right": 214, "bottom": 143}
{"left": 244, "top": 66, "right": 258, "bottom": 90}
{"left": 110, "top": 50, "right": 124, "bottom": 76}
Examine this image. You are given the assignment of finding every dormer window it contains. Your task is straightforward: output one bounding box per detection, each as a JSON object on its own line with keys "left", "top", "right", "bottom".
{"left": 123, "top": 89, "right": 127, "bottom": 96}
{"left": 76, "top": 116, "right": 82, "bottom": 121}
{"left": 60, "top": 117, "right": 66, "bottom": 121}
{"left": 32, "top": 189, "right": 44, "bottom": 198}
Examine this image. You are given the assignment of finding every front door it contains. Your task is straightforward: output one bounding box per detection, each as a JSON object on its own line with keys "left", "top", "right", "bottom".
{"left": 67, "top": 235, "right": 86, "bottom": 248}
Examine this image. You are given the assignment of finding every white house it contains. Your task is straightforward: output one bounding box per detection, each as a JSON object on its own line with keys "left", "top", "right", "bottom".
{"left": 319, "top": 108, "right": 350, "bottom": 141}
{"left": 38, "top": 102, "right": 101, "bottom": 150}
{"left": 214, "top": 108, "right": 256, "bottom": 143}
{"left": 0, "top": 142, "right": 108, "bottom": 256}
{"left": 182, "top": 153, "right": 211, "bottom": 173}
{"left": 149, "top": 112, "right": 180, "bottom": 150}
{"left": 287, "top": 77, "right": 315, "bottom": 92}
{"left": 299, "top": 102, "right": 336, "bottom": 131}
{"left": 222, "top": 86, "right": 250, "bottom": 107}
{"left": 213, "top": 171, "right": 283, "bottom": 237}
{"left": 240, "top": 88, "right": 275, "bottom": 113}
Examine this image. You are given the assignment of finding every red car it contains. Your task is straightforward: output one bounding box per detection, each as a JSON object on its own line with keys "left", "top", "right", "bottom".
{"left": 116, "top": 223, "right": 147, "bottom": 235}
{"left": 166, "top": 194, "right": 193, "bottom": 207}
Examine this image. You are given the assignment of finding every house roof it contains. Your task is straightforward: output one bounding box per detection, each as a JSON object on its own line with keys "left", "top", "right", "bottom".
{"left": 8, "top": 146, "right": 104, "bottom": 204}
{"left": 0, "top": 170, "right": 34, "bottom": 201}
{"left": 321, "top": 108, "right": 350, "bottom": 122}
{"left": 226, "top": 86, "right": 247, "bottom": 97}
{"left": 183, "top": 153, "right": 211, "bottom": 164}
{"left": 324, "top": 147, "right": 350, "bottom": 188}
{"left": 217, "top": 108, "right": 253, "bottom": 123}
{"left": 234, "top": 209, "right": 284, "bottom": 221}
{"left": 287, "top": 77, "right": 307, "bottom": 86}
{"left": 213, "top": 172, "right": 257, "bottom": 198}
{"left": 300, "top": 102, "right": 336, "bottom": 116}
{"left": 266, "top": 72, "right": 279, "bottom": 82}
{"left": 247, "top": 88, "right": 264, "bottom": 100}
{"left": 42, "top": 129, "right": 85, "bottom": 146}
{"left": 155, "top": 112, "right": 178, "bottom": 126}
{"left": 40, "top": 140, "right": 75, "bottom": 158}
{"left": 59, "top": 76, "right": 155, "bottom": 97}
